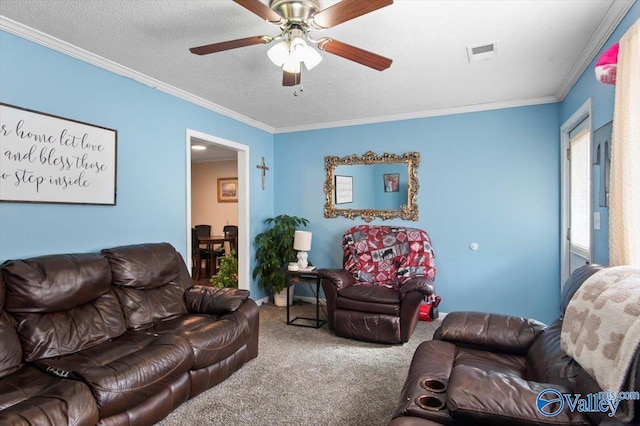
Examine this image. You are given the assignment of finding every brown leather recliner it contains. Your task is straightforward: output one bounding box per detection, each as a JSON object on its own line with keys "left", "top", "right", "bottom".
{"left": 318, "top": 225, "right": 437, "bottom": 344}
{"left": 390, "top": 264, "right": 640, "bottom": 425}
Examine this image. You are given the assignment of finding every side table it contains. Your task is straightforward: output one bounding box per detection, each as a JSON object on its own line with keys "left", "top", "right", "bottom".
{"left": 285, "top": 270, "right": 327, "bottom": 328}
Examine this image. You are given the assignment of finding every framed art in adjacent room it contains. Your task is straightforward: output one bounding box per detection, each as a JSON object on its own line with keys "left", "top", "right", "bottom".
{"left": 335, "top": 175, "right": 353, "bottom": 204}
{"left": 217, "top": 177, "right": 238, "bottom": 202}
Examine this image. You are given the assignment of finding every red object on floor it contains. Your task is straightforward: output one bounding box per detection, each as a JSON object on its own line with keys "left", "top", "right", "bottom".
{"left": 419, "top": 295, "right": 441, "bottom": 321}
{"left": 419, "top": 303, "right": 434, "bottom": 321}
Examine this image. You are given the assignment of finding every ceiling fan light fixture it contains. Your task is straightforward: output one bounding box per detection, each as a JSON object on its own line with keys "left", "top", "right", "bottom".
{"left": 267, "top": 40, "right": 289, "bottom": 66}
{"left": 268, "top": 34, "right": 322, "bottom": 71}
{"left": 301, "top": 44, "right": 322, "bottom": 70}
{"left": 191, "top": 0, "right": 393, "bottom": 86}
{"left": 283, "top": 56, "right": 301, "bottom": 73}
{"left": 289, "top": 35, "right": 322, "bottom": 70}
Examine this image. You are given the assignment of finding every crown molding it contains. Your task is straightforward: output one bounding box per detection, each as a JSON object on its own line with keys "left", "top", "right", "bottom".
{"left": 0, "top": 16, "right": 275, "bottom": 134}
{"left": 273, "top": 96, "right": 560, "bottom": 134}
{"left": 555, "top": 0, "right": 635, "bottom": 100}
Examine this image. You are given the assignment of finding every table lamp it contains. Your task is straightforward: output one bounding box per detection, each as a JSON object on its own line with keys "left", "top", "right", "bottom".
{"left": 293, "top": 230, "right": 312, "bottom": 269}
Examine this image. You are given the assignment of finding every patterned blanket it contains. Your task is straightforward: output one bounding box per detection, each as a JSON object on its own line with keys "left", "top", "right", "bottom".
{"left": 342, "top": 225, "right": 436, "bottom": 289}
{"left": 561, "top": 266, "right": 640, "bottom": 421}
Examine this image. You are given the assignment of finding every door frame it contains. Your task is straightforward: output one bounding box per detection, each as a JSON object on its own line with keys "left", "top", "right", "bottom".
{"left": 560, "top": 98, "right": 593, "bottom": 286}
{"left": 186, "top": 129, "right": 250, "bottom": 291}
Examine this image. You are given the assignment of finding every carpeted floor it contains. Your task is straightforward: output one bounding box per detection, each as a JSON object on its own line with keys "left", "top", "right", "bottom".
{"left": 157, "top": 302, "right": 442, "bottom": 426}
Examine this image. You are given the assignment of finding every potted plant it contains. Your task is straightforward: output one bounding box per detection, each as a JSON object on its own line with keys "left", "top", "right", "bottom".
{"left": 209, "top": 250, "right": 238, "bottom": 289}
{"left": 253, "top": 214, "right": 309, "bottom": 306}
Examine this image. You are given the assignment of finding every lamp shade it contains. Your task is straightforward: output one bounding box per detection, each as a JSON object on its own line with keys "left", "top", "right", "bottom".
{"left": 283, "top": 56, "right": 301, "bottom": 73}
{"left": 301, "top": 45, "right": 322, "bottom": 70}
{"left": 267, "top": 41, "right": 289, "bottom": 66}
{"left": 293, "top": 230, "right": 312, "bottom": 251}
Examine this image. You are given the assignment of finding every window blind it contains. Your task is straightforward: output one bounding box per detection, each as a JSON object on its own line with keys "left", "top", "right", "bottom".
{"left": 570, "top": 127, "right": 591, "bottom": 258}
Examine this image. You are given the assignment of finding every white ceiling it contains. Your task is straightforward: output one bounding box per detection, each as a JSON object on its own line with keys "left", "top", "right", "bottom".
{"left": 0, "top": 0, "right": 633, "bottom": 134}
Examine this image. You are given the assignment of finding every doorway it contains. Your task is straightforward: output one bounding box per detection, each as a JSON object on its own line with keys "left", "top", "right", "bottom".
{"left": 186, "top": 129, "right": 250, "bottom": 291}
{"left": 560, "top": 99, "right": 593, "bottom": 286}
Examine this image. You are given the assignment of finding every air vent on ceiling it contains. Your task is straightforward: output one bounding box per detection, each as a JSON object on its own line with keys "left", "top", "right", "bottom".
{"left": 467, "top": 41, "right": 498, "bottom": 63}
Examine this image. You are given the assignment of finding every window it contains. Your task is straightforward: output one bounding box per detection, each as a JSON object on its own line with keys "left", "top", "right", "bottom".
{"left": 569, "top": 121, "right": 591, "bottom": 258}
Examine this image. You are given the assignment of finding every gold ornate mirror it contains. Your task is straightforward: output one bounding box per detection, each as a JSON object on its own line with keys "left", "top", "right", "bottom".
{"left": 324, "top": 151, "right": 419, "bottom": 222}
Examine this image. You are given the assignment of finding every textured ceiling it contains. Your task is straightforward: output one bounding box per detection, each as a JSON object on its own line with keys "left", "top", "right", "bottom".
{"left": 0, "top": 0, "right": 633, "bottom": 133}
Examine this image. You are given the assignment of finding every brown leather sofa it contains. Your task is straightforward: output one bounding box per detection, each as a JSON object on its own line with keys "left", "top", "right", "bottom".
{"left": 390, "top": 264, "right": 640, "bottom": 425}
{"left": 0, "top": 242, "right": 259, "bottom": 426}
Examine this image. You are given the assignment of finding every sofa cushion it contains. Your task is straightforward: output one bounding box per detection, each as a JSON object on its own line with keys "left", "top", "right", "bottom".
{"left": 102, "top": 243, "right": 188, "bottom": 330}
{"left": 0, "top": 364, "right": 99, "bottom": 426}
{"left": 2, "top": 253, "right": 127, "bottom": 362}
{"left": 3, "top": 252, "right": 113, "bottom": 311}
{"left": 339, "top": 284, "right": 400, "bottom": 304}
{"left": 103, "top": 243, "right": 182, "bottom": 290}
{"left": 147, "top": 311, "right": 252, "bottom": 370}
{"left": 454, "top": 346, "right": 527, "bottom": 376}
{"left": 438, "top": 311, "right": 546, "bottom": 355}
{"left": 185, "top": 287, "right": 250, "bottom": 315}
{"left": 37, "top": 331, "right": 193, "bottom": 419}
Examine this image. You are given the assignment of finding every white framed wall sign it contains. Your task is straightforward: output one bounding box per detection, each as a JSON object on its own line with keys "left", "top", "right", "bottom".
{"left": 0, "top": 103, "right": 117, "bottom": 205}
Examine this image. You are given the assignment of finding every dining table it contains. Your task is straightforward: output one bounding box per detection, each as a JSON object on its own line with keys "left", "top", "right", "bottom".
{"left": 197, "top": 234, "right": 238, "bottom": 275}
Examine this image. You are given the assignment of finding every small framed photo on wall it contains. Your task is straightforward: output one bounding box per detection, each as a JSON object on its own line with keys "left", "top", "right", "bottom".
{"left": 383, "top": 173, "right": 399, "bottom": 192}
{"left": 217, "top": 177, "right": 238, "bottom": 202}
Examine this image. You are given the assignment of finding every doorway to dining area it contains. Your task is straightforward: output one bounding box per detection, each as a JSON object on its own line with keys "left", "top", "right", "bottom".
{"left": 186, "top": 129, "right": 249, "bottom": 291}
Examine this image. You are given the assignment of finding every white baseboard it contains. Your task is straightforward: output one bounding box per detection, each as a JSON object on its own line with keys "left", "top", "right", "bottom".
{"left": 255, "top": 296, "right": 269, "bottom": 306}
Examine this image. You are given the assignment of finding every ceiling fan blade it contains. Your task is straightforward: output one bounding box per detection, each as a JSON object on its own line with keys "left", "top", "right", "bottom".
{"left": 233, "top": 0, "right": 283, "bottom": 24}
{"left": 282, "top": 68, "right": 302, "bottom": 86}
{"left": 317, "top": 38, "right": 392, "bottom": 71}
{"left": 190, "top": 36, "right": 272, "bottom": 55}
{"left": 312, "top": 0, "right": 393, "bottom": 29}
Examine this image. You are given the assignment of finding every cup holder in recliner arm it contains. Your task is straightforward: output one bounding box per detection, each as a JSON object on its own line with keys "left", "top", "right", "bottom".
{"left": 415, "top": 395, "right": 445, "bottom": 411}
{"left": 420, "top": 378, "right": 447, "bottom": 393}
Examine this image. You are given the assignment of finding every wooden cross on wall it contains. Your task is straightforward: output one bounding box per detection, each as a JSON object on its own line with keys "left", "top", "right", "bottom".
{"left": 257, "top": 157, "right": 269, "bottom": 190}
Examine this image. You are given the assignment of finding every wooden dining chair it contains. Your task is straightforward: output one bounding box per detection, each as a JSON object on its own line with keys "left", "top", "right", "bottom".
{"left": 194, "top": 224, "right": 211, "bottom": 239}
{"left": 191, "top": 228, "right": 212, "bottom": 280}
{"left": 214, "top": 225, "right": 238, "bottom": 259}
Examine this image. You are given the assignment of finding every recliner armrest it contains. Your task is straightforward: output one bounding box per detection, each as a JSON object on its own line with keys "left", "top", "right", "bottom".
{"left": 447, "top": 365, "right": 588, "bottom": 425}
{"left": 316, "top": 269, "right": 355, "bottom": 291}
{"left": 399, "top": 277, "right": 434, "bottom": 300}
{"left": 436, "top": 311, "right": 546, "bottom": 355}
{"left": 184, "top": 286, "right": 250, "bottom": 315}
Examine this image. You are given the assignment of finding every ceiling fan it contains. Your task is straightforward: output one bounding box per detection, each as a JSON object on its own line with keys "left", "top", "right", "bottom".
{"left": 189, "top": 0, "right": 393, "bottom": 86}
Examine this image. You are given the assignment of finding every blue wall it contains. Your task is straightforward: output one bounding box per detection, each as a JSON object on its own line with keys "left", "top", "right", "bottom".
{"left": 275, "top": 104, "right": 561, "bottom": 323}
{"left": 1, "top": 4, "right": 637, "bottom": 321}
{"left": 0, "top": 31, "right": 275, "bottom": 301}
